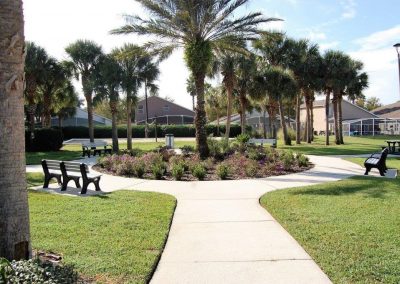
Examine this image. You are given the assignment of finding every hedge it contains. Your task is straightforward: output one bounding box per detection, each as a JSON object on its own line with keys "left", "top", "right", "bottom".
{"left": 26, "top": 128, "right": 64, "bottom": 152}
{"left": 60, "top": 124, "right": 249, "bottom": 140}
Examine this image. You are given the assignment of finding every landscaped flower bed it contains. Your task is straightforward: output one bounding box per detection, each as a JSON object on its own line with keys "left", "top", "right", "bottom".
{"left": 95, "top": 138, "right": 312, "bottom": 181}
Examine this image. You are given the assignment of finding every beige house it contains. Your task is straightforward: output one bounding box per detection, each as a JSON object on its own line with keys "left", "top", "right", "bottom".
{"left": 135, "top": 96, "right": 195, "bottom": 125}
{"left": 300, "top": 99, "right": 378, "bottom": 133}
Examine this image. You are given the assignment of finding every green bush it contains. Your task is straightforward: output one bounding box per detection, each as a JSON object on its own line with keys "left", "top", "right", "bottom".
{"left": 216, "top": 163, "right": 230, "bottom": 180}
{"left": 245, "top": 160, "right": 258, "bottom": 177}
{"left": 25, "top": 128, "right": 64, "bottom": 152}
{"left": 171, "top": 163, "right": 185, "bottom": 181}
{"left": 0, "top": 257, "right": 78, "bottom": 284}
{"left": 277, "top": 128, "right": 296, "bottom": 144}
{"left": 296, "top": 153, "right": 309, "bottom": 167}
{"left": 60, "top": 124, "right": 248, "bottom": 139}
{"left": 152, "top": 162, "right": 166, "bottom": 180}
{"left": 281, "top": 151, "right": 296, "bottom": 171}
{"left": 191, "top": 164, "right": 207, "bottom": 180}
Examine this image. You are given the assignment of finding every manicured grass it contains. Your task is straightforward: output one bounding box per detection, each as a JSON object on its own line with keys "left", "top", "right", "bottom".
{"left": 280, "top": 135, "right": 400, "bottom": 155}
{"left": 260, "top": 177, "right": 400, "bottom": 283}
{"left": 26, "top": 172, "right": 46, "bottom": 187}
{"left": 26, "top": 140, "right": 196, "bottom": 165}
{"left": 29, "top": 190, "right": 176, "bottom": 283}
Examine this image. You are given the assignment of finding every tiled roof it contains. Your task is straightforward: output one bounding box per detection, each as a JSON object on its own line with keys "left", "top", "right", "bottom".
{"left": 372, "top": 101, "right": 400, "bottom": 115}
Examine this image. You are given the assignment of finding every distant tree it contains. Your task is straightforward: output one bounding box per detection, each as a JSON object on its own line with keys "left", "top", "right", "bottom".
{"left": 365, "top": 97, "right": 381, "bottom": 111}
{"left": 52, "top": 82, "right": 80, "bottom": 128}
{"left": 65, "top": 40, "right": 103, "bottom": 142}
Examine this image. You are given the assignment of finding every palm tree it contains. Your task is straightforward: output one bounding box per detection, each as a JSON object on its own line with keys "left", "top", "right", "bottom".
{"left": 65, "top": 40, "right": 103, "bottom": 142}
{"left": 186, "top": 76, "right": 196, "bottom": 111}
{"left": 25, "top": 42, "right": 49, "bottom": 134}
{"left": 112, "top": 0, "right": 277, "bottom": 158}
{"left": 38, "top": 58, "right": 71, "bottom": 128}
{"left": 95, "top": 55, "right": 122, "bottom": 152}
{"left": 205, "top": 86, "right": 226, "bottom": 136}
{"left": 0, "top": 0, "right": 31, "bottom": 260}
{"left": 52, "top": 82, "right": 80, "bottom": 128}
{"left": 112, "top": 44, "right": 157, "bottom": 148}
{"left": 261, "top": 67, "right": 298, "bottom": 145}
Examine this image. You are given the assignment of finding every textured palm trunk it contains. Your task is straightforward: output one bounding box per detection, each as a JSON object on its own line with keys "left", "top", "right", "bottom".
{"left": 262, "top": 109, "right": 267, "bottom": 139}
{"left": 0, "top": 0, "right": 31, "bottom": 260}
{"left": 278, "top": 99, "right": 290, "bottom": 145}
{"left": 239, "top": 92, "right": 247, "bottom": 134}
{"left": 144, "top": 81, "right": 149, "bottom": 139}
{"left": 25, "top": 80, "right": 37, "bottom": 133}
{"left": 82, "top": 77, "right": 94, "bottom": 142}
{"left": 194, "top": 73, "right": 209, "bottom": 158}
{"left": 126, "top": 97, "right": 133, "bottom": 150}
{"left": 225, "top": 84, "right": 233, "bottom": 139}
{"left": 305, "top": 92, "right": 312, "bottom": 143}
{"left": 310, "top": 98, "right": 315, "bottom": 142}
{"left": 338, "top": 94, "right": 344, "bottom": 144}
{"left": 332, "top": 93, "right": 340, "bottom": 145}
{"left": 296, "top": 92, "right": 301, "bottom": 144}
{"left": 325, "top": 92, "right": 330, "bottom": 145}
{"left": 110, "top": 101, "right": 119, "bottom": 153}
{"left": 42, "top": 92, "right": 51, "bottom": 128}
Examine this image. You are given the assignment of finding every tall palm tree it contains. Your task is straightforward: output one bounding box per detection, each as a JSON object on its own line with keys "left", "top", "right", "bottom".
{"left": 186, "top": 76, "right": 196, "bottom": 111}
{"left": 0, "top": 0, "right": 31, "bottom": 260}
{"left": 261, "top": 66, "right": 298, "bottom": 145}
{"left": 205, "top": 86, "right": 226, "bottom": 136}
{"left": 95, "top": 54, "right": 122, "bottom": 152}
{"left": 65, "top": 40, "right": 103, "bottom": 142}
{"left": 25, "top": 42, "right": 49, "bottom": 135}
{"left": 112, "top": 44, "right": 144, "bottom": 150}
{"left": 52, "top": 82, "right": 80, "bottom": 128}
{"left": 112, "top": 0, "right": 277, "bottom": 158}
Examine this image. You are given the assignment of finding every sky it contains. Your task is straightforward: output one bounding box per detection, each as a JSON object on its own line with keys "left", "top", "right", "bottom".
{"left": 24, "top": 0, "right": 400, "bottom": 109}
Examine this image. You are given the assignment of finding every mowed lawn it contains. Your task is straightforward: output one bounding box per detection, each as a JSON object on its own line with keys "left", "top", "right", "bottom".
{"left": 26, "top": 140, "right": 196, "bottom": 165}
{"left": 27, "top": 174, "right": 176, "bottom": 283}
{"left": 260, "top": 176, "right": 400, "bottom": 283}
{"left": 280, "top": 135, "right": 398, "bottom": 155}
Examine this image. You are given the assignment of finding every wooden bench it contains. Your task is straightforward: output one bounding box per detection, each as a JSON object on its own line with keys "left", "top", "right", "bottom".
{"left": 247, "top": 138, "right": 277, "bottom": 148}
{"left": 60, "top": 161, "right": 102, "bottom": 194}
{"left": 82, "top": 142, "right": 112, "bottom": 158}
{"left": 364, "top": 148, "right": 388, "bottom": 176}
{"left": 41, "top": 160, "right": 62, "bottom": 188}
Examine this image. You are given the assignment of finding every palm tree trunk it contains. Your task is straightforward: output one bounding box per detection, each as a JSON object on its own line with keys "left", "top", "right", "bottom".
{"left": 278, "top": 99, "right": 290, "bottom": 146}
{"left": 126, "top": 96, "right": 133, "bottom": 150}
{"left": 82, "top": 77, "right": 94, "bottom": 142}
{"left": 262, "top": 109, "right": 267, "bottom": 139}
{"left": 239, "top": 92, "right": 247, "bottom": 134}
{"left": 325, "top": 92, "right": 330, "bottom": 146}
{"left": 332, "top": 93, "right": 340, "bottom": 145}
{"left": 310, "top": 98, "right": 315, "bottom": 142}
{"left": 42, "top": 92, "right": 51, "bottom": 128}
{"left": 296, "top": 92, "right": 301, "bottom": 144}
{"left": 225, "top": 85, "right": 233, "bottom": 139}
{"left": 0, "top": 0, "right": 31, "bottom": 260}
{"left": 110, "top": 100, "right": 119, "bottom": 153}
{"left": 194, "top": 72, "right": 209, "bottom": 158}
{"left": 216, "top": 109, "right": 220, "bottom": 137}
{"left": 338, "top": 94, "right": 344, "bottom": 144}
{"left": 305, "top": 94, "right": 312, "bottom": 143}
{"left": 144, "top": 80, "right": 149, "bottom": 139}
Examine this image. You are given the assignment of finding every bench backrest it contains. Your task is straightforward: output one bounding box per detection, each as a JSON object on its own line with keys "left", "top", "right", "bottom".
{"left": 61, "top": 161, "right": 89, "bottom": 173}
{"left": 82, "top": 141, "right": 108, "bottom": 148}
{"left": 42, "top": 160, "right": 62, "bottom": 172}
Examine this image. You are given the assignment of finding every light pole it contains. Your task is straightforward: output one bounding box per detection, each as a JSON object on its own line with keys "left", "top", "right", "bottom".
{"left": 394, "top": 43, "right": 400, "bottom": 100}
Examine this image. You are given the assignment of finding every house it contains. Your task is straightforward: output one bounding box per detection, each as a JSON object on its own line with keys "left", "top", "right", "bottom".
{"left": 300, "top": 99, "right": 379, "bottom": 134}
{"left": 372, "top": 101, "right": 400, "bottom": 118}
{"left": 51, "top": 107, "right": 112, "bottom": 127}
{"left": 135, "top": 96, "right": 195, "bottom": 125}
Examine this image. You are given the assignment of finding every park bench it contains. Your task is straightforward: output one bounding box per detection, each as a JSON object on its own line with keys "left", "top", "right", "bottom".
{"left": 82, "top": 141, "right": 112, "bottom": 158}
{"left": 247, "top": 138, "right": 277, "bottom": 148}
{"left": 41, "top": 160, "right": 62, "bottom": 188}
{"left": 364, "top": 148, "right": 388, "bottom": 176}
{"left": 60, "top": 161, "right": 102, "bottom": 194}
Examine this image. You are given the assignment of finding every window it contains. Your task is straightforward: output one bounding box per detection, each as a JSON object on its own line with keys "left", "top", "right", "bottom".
{"left": 138, "top": 105, "right": 144, "bottom": 114}
{"left": 163, "top": 105, "right": 170, "bottom": 112}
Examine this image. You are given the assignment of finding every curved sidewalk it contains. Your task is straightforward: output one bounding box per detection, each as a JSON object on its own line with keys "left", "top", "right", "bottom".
{"left": 28, "top": 156, "right": 377, "bottom": 283}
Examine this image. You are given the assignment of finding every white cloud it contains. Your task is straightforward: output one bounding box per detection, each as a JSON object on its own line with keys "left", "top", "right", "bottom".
{"left": 307, "top": 31, "right": 327, "bottom": 41}
{"left": 320, "top": 41, "right": 340, "bottom": 51}
{"left": 350, "top": 26, "right": 400, "bottom": 104}
{"left": 341, "top": 0, "right": 357, "bottom": 19}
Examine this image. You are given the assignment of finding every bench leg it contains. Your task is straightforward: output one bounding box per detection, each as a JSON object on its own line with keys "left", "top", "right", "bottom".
{"left": 94, "top": 178, "right": 101, "bottom": 191}
{"left": 364, "top": 167, "right": 371, "bottom": 176}
{"left": 81, "top": 181, "right": 88, "bottom": 194}
{"left": 43, "top": 175, "right": 50, "bottom": 188}
{"left": 61, "top": 179, "right": 69, "bottom": 191}
{"left": 379, "top": 168, "right": 385, "bottom": 177}
{"left": 74, "top": 178, "right": 81, "bottom": 188}
{"left": 56, "top": 176, "right": 62, "bottom": 185}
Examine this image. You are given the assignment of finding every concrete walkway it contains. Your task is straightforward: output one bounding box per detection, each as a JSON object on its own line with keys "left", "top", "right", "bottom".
{"left": 27, "top": 156, "right": 387, "bottom": 283}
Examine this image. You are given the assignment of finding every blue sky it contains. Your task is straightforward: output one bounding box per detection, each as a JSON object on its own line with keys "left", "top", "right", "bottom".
{"left": 24, "top": 0, "right": 400, "bottom": 108}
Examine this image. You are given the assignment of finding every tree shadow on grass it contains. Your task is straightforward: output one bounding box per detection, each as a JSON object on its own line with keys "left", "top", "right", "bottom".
{"left": 290, "top": 177, "right": 400, "bottom": 199}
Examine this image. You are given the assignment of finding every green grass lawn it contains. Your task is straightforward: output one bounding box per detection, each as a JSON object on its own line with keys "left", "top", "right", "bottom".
{"left": 280, "top": 135, "right": 399, "bottom": 155}
{"left": 28, "top": 189, "right": 176, "bottom": 283}
{"left": 26, "top": 140, "right": 196, "bottom": 165}
{"left": 261, "top": 177, "right": 400, "bottom": 283}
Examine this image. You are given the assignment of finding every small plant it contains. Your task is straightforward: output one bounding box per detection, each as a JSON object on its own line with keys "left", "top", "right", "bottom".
{"left": 191, "top": 164, "right": 207, "bottom": 180}
{"left": 180, "top": 145, "right": 195, "bottom": 155}
{"left": 171, "top": 163, "right": 185, "bottom": 181}
{"left": 281, "top": 151, "right": 295, "bottom": 171}
{"left": 207, "top": 137, "right": 223, "bottom": 158}
{"left": 216, "top": 163, "right": 230, "bottom": 180}
{"left": 133, "top": 160, "right": 146, "bottom": 178}
{"left": 296, "top": 153, "right": 309, "bottom": 167}
{"left": 245, "top": 160, "right": 258, "bottom": 177}
{"left": 152, "top": 162, "right": 166, "bottom": 180}
{"left": 248, "top": 147, "right": 266, "bottom": 161}
{"left": 236, "top": 133, "right": 250, "bottom": 152}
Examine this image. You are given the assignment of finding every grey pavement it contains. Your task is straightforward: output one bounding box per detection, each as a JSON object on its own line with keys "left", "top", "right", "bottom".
{"left": 26, "top": 155, "right": 394, "bottom": 283}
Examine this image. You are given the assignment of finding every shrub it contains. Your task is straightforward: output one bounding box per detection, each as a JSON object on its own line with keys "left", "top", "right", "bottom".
{"left": 277, "top": 128, "right": 296, "bottom": 144}
{"left": 296, "top": 153, "right": 309, "bottom": 167}
{"left": 248, "top": 147, "right": 266, "bottom": 161}
{"left": 236, "top": 133, "right": 250, "bottom": 145}
{"left": 180, "top": 145, "right": 195, "bottom": 155}
{"left": 171, "top": 163, "right": 185, "bottom": 181}
{"left": 152, "top": 162, "right": 166, "bottom": 180}
{"left": 0, "top": 258, "right": 78, "bottom": 284}
{"left": 216, "top": 163, "right": 230, "bottom": 180}
{"left": 281, "top": 151, "right": 295, "bottom": 171}
{"left": 191, "top": 164, "right": 207, "bottom": 180}
{"left": 132, "top": 159, "right": 145, "bottom": 178}
{"left": 141, "top": 153, "right": 163, "bottom": 171}
{"left": 115, "top": 155, "right": 136, "bottom": 176}
{"left": 245, "top": 160, "right": 259, "bottom": 177}
{"left": 207, "top": 137, "right": 223, "bottom": 158}
{"left": 25, "top": 128, "right": 64, "bottom": 152}
{"left": 169, "top": 156, "right": 189, "bottom": 171}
